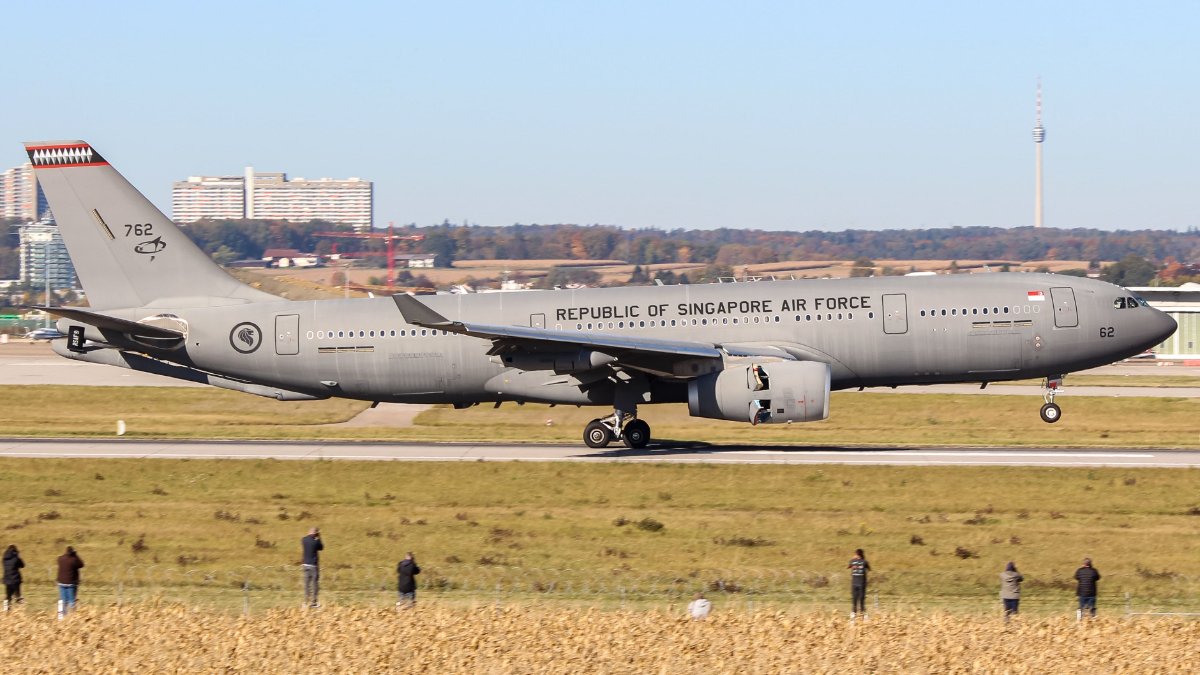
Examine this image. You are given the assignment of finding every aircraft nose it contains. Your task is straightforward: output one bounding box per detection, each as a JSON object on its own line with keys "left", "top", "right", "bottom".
{"left": 1151, "top": 308, "right": 1178, "bottom": 343}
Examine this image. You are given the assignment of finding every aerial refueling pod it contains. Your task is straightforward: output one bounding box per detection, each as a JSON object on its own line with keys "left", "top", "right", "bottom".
{"left": 687, "top": 360, "right": 830, "bottom": 424}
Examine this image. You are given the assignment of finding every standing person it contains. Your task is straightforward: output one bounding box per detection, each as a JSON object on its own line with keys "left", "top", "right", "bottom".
{"left": 301, "top": 527, "right": 323, "bottom": 608}
{"left": 849, "top": 548, "right": 871, "bottom": 619}
{"left": 56, "top": 546, "right": 84, "bottom": 618}
{"left": 1074, "top": 557, "right": 1100, "bottom": 619}
{"left": 1000, "top": 561, "right": 1023, "bottom": 621}
{"left": 687, "top": 592, "right": 712, "bottom": 620}
{"left": 3, "top": 544, "right": 24, "bottom": 610}
{"left": 396, "top": 551, "right": 421, "bottom": 608}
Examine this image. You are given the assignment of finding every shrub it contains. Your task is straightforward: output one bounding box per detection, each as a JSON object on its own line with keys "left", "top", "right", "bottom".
{"left": 636, "top": 518, "right": 664, "bottom": 532}
{"left": 954, "top": 546, "right": 979, "bottom": 559}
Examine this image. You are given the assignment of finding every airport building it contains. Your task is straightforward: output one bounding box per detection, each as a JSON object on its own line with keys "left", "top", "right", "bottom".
{"left": 1131, "top": 284, "right": 1200, "bottom": 360}
{"left": 172, "top": 167, "right": 373, "bottom": 231}
{"left": 17, "top": 220, "right": 78, "bottom": 289}
{"left": 1, "top": 163, "right": 50, "bottom": 222}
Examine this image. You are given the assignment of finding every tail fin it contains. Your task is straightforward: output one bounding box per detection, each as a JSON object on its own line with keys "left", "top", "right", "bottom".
{"left": 24, "top": 141, "right": 276, "bottom": 309}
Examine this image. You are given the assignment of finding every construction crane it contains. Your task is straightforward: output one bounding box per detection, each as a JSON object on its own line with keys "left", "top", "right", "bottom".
{"left": 314, "top": 223, "right": 425, "bottom": 289}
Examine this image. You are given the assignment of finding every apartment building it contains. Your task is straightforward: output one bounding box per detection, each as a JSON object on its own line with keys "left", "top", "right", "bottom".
{"left": 1, "top": 163, "right": 50, "bottom": 222}
{"left": 18, "top": 221, "right": 78, "bottom": 288}
{"left": 173, "top": 167, "right": 373, "bottom": 230}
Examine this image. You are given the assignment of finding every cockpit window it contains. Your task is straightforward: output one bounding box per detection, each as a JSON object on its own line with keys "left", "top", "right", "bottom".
{"left": 1133, "top": 296, "right": 1149, "bottom": 307}
{"left": 1113, "top": 297, "right": 1127, "bottom": 309}
{"left": 1114, "top": 297, "right": 1145, "bottom": 309}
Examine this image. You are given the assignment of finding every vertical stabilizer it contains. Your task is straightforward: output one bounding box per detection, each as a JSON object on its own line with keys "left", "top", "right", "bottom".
{"left": 24, "top": 141, "right": 276, "bottom": 309}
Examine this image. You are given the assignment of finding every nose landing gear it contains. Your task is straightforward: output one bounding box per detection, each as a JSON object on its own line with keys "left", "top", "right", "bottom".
{"left": 1040, "top": 375, "right": 1064, "bottom": 423}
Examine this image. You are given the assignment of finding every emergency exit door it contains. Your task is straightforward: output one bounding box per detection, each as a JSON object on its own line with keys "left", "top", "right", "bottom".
{"left": 882, "top": 294, "right": 908, "bottom": 334}
{"left": 1050, "top": 287, "right": 1079, "bottom": 328}
{"left": 276, "top": 314, "right": 300, "bottom": 355}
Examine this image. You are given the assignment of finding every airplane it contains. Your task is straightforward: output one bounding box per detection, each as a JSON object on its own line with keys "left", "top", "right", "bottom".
{"left": 23, "top": 327, "right": 65, "bottom": 341}
{"left": 24, "top": 140, "right": 1178, "bottom": 448}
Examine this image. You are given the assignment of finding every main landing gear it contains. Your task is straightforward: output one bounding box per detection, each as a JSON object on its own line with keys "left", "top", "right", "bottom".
{"left": 1040, "top": 375, "right": 1064, "bottom": 423}
{"left": 583, "top": 413, "right": 651, "bottom": 449}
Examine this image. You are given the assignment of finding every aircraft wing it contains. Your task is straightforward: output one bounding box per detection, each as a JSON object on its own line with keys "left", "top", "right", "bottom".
{"left": 394, "top": 295, "right": 730, "bottom": 376}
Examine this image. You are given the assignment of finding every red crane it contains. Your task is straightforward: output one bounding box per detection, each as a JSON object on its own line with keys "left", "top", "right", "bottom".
{"left": 314, "top": 223, "right": 425, "bottom": 289}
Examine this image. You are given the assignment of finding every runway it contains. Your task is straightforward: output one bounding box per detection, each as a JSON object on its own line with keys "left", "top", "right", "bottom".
{"left": 3, "top": 342, "right": 1199, "bottom": 396}
{"left": 2, "top": 438, "right": 1199, "bottom": 467}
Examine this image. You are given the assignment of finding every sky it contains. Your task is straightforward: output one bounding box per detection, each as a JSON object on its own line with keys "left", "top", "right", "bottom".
{"left": 3, "top": 1, "right": 1198, "bottom": 232}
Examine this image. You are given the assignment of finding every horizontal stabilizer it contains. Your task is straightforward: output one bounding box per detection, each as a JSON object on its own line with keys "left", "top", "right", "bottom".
{"left": 25, "top": 305, "right": 183, "bottom": 339}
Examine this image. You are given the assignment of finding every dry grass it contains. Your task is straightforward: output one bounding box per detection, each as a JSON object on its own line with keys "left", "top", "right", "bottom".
{"left": 0, "top": 605, "right": 1194, "bottom": 673}
{"left": 0, "top": 385, "right": 1196, "bottom": 447}
{"left": 2, "top": 459, "right": 1198, "bottom": 612}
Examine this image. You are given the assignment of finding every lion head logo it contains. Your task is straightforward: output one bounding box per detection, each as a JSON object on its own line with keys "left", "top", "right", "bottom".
{"left": 229, "top": 322, "right": 262, "bottom": 354}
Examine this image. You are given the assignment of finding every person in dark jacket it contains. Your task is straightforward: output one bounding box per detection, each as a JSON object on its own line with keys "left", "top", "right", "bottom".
{"left": 56, "top": 546, "right": 84, "bottom": 617}
{"left": 999, "top": 561, "right": 1023, "bottom": 621}
{"left": 396, "top": 552, "right": 421, "bottom": 608}
{"left": 1074, "top": 557, "right": 1101, "bottom": 618}
{"left": 848, "top": 548, "right": 871, "bottom": 618}
{"left": 300, "top": 528, "right": 323, "bottom": 608}
{"left": 3, "top": 544, "right": 24, "bottom": 609}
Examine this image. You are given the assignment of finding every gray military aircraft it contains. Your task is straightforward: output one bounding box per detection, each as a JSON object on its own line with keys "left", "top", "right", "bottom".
{"left": 25, "top": 140, "right": 1177, "bottom": 448}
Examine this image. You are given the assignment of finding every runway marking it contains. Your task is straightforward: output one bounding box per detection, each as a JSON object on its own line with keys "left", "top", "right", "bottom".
{"left": 0, "top": 452, "right": 1195, "bottom": 468}
{"left": 737, "top": 450, "right": 1155, "bottom": 458}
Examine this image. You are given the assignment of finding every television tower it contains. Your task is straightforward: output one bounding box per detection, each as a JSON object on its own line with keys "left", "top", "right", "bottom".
{"left": 1032, "top": 79, "right": 1046, "bottom": 228}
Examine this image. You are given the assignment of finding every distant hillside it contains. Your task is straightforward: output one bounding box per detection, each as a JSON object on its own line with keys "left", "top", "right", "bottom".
{"left": 176, "top": 220, "right": 1200, "bottom": 269}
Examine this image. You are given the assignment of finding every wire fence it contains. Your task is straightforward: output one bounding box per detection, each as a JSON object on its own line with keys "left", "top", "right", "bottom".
{"left": 6, "top": 564, "right": 1199, "bottom": 618}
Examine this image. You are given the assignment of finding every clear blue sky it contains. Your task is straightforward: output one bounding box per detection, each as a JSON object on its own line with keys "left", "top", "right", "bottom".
{"left": 4, "top": 1, "right": 1197, "bottom": 231}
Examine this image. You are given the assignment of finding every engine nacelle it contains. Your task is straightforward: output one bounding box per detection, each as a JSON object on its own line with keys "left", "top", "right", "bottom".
{"left": 687, "top": 360, "right": 830, "bottom": 424}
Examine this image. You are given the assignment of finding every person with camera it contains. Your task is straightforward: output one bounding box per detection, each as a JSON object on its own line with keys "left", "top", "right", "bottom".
{"left": 1074, "top": 557, "right": 1101, "bottom": 619}
{"left": 396, "top": 551, "right": 421, "bottom": 608}
{"left": 301, "top": 527, "right": 324, "bottom": 608}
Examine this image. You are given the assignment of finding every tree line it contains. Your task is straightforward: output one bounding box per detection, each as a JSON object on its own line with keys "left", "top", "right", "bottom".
{"left": 3, "top": 218, "right": 1199, "bottom": 284}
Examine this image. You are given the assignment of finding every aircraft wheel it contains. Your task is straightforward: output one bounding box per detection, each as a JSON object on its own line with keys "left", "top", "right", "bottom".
{"left": 1039, "top": 403, "right": 1062, "bottom": 424}
{"left": 584, "top": 420, "right": 613, "bottom": 448}
{"left": 623, "top": 419, "right": 651, "bottom": 449}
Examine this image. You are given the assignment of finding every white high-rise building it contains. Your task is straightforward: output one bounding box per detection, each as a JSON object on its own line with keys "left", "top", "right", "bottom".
{"left": 18, "top": 221, "right": 78, "bottom": 288}
{"left": 1, "top": 163, "right": 50, "bottom": 222}
{"left": 172, "top": 167, "right": 373, "bottom": 230}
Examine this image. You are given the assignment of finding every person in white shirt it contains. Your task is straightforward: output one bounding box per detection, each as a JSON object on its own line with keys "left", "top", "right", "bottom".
{"left": 687, "top": 592, "right": 712, "bottom": 619}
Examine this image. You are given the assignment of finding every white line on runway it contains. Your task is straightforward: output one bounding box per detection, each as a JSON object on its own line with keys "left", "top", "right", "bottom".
{"left": 737, "top": 450, "right": 1155, "bottom": 458}
{"left": 0, "top": 453, "right": 1194, "bottom": 468}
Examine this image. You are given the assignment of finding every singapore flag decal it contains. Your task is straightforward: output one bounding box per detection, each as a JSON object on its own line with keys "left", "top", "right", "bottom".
{"left": 1027, "top": 290, "right": 1046, "bottom": 301}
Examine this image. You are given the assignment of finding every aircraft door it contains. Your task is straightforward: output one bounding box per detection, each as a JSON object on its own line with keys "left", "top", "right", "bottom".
{"left": 275, "top": 314, "right": 300, "bottom": 355}
{"left": 1050, "top": 287, "right": 1079, "bottom": 328}
{"left": 882, "top": 294, "right": 908, "bottom": 334}
{"left": 530, "top": 313, "right": 546, "bottom": 329}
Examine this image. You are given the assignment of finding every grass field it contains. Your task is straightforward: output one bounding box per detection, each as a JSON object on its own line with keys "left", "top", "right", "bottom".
{"left": 1, "top": 458, "right": 1197, "bottom": 613}
{"left": 1, "top": 607, "right": 1195, "bottom": 673}
{"left": 0, "top": 385, "right": 1197, "bottom": 447}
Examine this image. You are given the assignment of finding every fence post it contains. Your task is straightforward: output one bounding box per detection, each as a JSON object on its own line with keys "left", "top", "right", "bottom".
{"left": 1125, "top": 592, "right": 1131, "bottom": 616}
{"left": 242, "top": 581, "right": 250, "bottom": 616}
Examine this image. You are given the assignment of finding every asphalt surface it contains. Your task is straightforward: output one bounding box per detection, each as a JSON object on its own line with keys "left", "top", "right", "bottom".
{"left": 1, "top": 438, "right": 1198, "bottom": 467}
{"left": 3, "top": 342, "right": 1198, "bottom": 467}
{"left": 3, "top": 341, "right": 1200, "bottom": 396}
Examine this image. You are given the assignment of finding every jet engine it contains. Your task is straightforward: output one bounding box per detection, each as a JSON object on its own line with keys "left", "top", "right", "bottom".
{"left": 687, "top": 360, "right": 830, "bottom": 424}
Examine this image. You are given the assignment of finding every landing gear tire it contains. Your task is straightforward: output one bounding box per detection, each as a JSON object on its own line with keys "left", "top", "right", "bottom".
{"left": 584, "top": 420, "right": 613, "bottom": 448}
{"left": 1040, "top": 402, "right": 1062, "bottom": 424}
{"left": 622, "top": 419, "right": 651, "bottom": 449}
